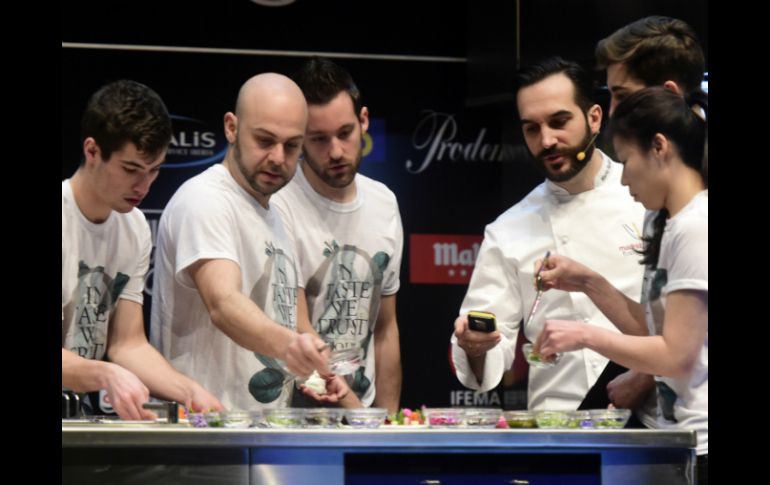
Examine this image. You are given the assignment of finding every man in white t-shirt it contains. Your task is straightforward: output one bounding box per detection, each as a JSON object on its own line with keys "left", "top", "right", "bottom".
{"left": 62, "top": 80, "right": 222, "bottom": 420}
{"left": 151, "top": 73, "right": 359, "bottom": 411}
{"left": 272, "top": 58, "right": 403, "bottom": 413}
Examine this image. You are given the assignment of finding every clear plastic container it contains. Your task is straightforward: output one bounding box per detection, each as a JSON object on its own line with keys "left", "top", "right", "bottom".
{"left": 424, "top": 408, "right": 463, "bottom": 428}
{"left": 463, "top": 408, "right": 502, "bottom": 428}
{"left": 503, "top": 410, "right": 538, "bottom": 428}
{"left": 534, "top": 410, "right": 570, "bottom": 429}
{"left": 265, "top": 408, "right": 305, "bottom": 428}
{"left": 303, "top": 408, "right": 344, "bottom": 428}
{"left": 221, "top": 410, "right": 256, "bottom": 428}
{"left": 345, "top": 408, "right": 387, "bottom": 428}
{"left": 566, "top": 410, "right": 594, "bottom": 429}
{"left": 329, "top": 347, "right": 364, "bottom": 376}
{"left": 590, "top": 408, "right": 631, "bottom": 429}
{"left": 522, "top": 343, "right": 562, "bottom": 368}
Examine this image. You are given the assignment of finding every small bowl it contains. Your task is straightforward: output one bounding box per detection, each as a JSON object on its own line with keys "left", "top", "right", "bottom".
{"left": 503, "top": 410, "right": 538, "bottom": 428}
{"left": 346, "top": 408, "right": 387, "bottom": 428}
{"left": 303, "top": 408, "right": 344, "bottom": 428}
{"left": 522, "top": 343, "right": 562, "bottom": 368}
{"left": 424, "top": 408, "right": 463, "bottom": 428}
{"left": 566, "top": 410, "right": 594, "bottom": 429}
{"left": 463, "top": 408, "right": 502, "bottom": 428}
{"left": 534, "top": 410, "right": 570, "bottom": 429}
{"left": 329, "top": 347, "right": 364, "bottom": 376}
{"left": 265, "top": 408, "right": 305, "bottom": 428}
{"left": 221, "top": 410, "right": 258, "bottom": 428}
{"left": 590, "top": 408, "right": 631, "bottom": 429}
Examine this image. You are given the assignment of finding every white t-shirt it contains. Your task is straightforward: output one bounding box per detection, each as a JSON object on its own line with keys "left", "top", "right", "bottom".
{"left": 272, "top": 166, "right": 403, "bottom": 406}
{"left": 61, "top": 179, "right": 150, "bottom": 362}
{"left": 642, "top": 190, "right": 708, "bottom": 454}
{"left": 150, "top": 164, "right": 299, "bottom": 411}
{"left": 451, "top": 153, "right": 655, "bottom": 424}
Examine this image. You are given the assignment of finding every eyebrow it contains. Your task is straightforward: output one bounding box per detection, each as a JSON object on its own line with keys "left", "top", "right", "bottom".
{"left": 307, "top": 123, "right": 356, "bottom": 136}
{"left": 121, "top": 158, "right": 165, "bottom": 170}
{"left": 520, "top": 110, "right": 573, "bottom": 125}
{"left": 253, "top": 127, "right": 304, "bottom": 142}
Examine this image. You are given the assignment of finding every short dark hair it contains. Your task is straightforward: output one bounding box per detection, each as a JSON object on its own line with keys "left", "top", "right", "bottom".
{"left": 292, "top": 56, "right": 362, "bottom": 114}
{"left": 514, "top": 56, "right": 595, "bottom": 113}
{"left": 80, "top": 80, "right": 172, "bottom": 162}
{"left": 595, "top": 16, "right": 705, "bottom": 94}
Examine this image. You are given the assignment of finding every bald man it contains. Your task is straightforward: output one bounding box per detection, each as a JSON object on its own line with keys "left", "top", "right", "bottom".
{"left": 150, "top": 73, "right": 359, "bottom": 410}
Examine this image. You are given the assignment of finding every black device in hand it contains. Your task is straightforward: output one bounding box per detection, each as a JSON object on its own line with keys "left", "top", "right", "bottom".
{"left": 467, "top": 311, "right": 496, "bottom": 332}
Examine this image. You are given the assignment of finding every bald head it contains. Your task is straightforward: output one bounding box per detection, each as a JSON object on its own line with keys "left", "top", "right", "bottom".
{"left": 235, "top": 72, "right": 307, "bottom": 119}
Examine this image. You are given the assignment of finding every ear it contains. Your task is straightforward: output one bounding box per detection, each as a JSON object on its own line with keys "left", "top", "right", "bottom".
{"left": 224, "top": 112, "right": 238, "bottom": 144}
{"left": 651, "top": 133, "right": 670, "bottom": 161}
{"left": 82, "top": 137, "right": 100, "bottom": 165}
{"left": 662, "top": 80, "right": 683, "bottom": 95}
{"left": 359, "top": 106, "right": 370, "bottom": 134}
{"left": 587, "top": 104, "right": 602, "bottom": 133}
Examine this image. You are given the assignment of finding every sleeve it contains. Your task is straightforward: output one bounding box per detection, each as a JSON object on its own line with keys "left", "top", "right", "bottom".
{"left": 450, "top": 224, "right": 523, "bottom": 392}
{"left": 662, "top": 215, "right": 708, "bottom": 295}
{"left": 118, "top": 212, "right": 152, "bottom": 305}
{"left": 381, "top": 196, "right": 403, "bottom": 296}
{"left": 167, "top": 189, "right": 242, "bottom": 289}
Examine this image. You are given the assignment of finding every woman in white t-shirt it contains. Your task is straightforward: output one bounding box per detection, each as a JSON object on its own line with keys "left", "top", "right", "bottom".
{"left": 533, "top": 86, "right": 708, "bottom": 484}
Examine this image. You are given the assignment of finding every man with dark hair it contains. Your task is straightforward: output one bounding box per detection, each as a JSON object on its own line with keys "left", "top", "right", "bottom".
{"left": 450, "top": 58, "right": 653, "bottom": 423}
{"left": 595, "top": 15, "right": 706, "bottom": 114}
{"left": 272, "top": 57, "right": 403, "bottom": 413}
{"left": 62, "top": 80, "right": 222, "bottom": 420}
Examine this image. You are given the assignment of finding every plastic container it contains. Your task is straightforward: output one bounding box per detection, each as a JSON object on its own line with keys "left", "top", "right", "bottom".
{"left": 503, "top": 410, "right": 538, "bottom": 428}
{"left": 329, "top": 347, "right": 364, "bottom": 376}
{"left": 590, "top": 408, "right": 631, "bottom": 429}
{"left": 424, "top": 408, "right": 463, "bottom": 428}
{"left": 534, "top": 410, "right": 570, "bottom": 429}
{"left": 566, "top": 410, "right": 594, "bottom": 429}
{"left": 346, "top": 408, "right": 388, "bottom": 428}
{"left": 463, "top": 408, "right": 502, "bottom": 428}
{"left": 522, "top": 343, "right": 562, "bottom": 368}
{"left": 303, "top": 408, "right": 344, "bottom": 428}
{"left": 265, "top": 408, "right": 305, "bottom": 428}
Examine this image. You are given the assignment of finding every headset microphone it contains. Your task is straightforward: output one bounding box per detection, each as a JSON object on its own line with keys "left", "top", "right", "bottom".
{"left": 576, "top": 131, "right": 600, "bottom": 161}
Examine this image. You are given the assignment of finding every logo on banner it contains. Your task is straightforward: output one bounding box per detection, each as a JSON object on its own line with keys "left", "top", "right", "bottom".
{"left": 410, "top": 234, "right": 483, "bottom": 284}
{"left": 362, "top": 118, "right": 386, "bottom": 163}
{"left": 405, "top": 110, "right": 516, "bottom": 174}
{"left": 165, "top": 115, "right": 227, "bottom": 169}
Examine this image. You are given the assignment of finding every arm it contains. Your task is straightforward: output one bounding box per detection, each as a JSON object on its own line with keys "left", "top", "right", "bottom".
{"left": 372, "top": 295, "right": 402, "bottom": 414}
{"left": 536, "top": 290, "right": 707, "bottom": 378}
{"left": 539, "top": 254, "right": 647, "bottom": 336}
{"left": 188, "top": 258, "right": 329, "bottom": 377}
{"left": 106, "top": 299, "right": 224, "bottom": 412}
{"left": 62, "top": 347, "right": 155, "bottom": 421}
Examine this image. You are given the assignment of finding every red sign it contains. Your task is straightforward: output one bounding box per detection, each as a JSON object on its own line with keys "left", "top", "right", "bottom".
{"left": 410, "top": 234, "right": 484, "bottom": 284}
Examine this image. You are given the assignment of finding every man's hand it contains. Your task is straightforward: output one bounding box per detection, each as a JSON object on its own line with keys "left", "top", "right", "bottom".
{"left": 454, "top": 314, "right": 501, "bottom": 358}
{"left": 103, "top": 363, "right": 156, "bottom": 421}
{"left": 283, "top": 333, "right": 331, "bottom": 379}
{"left": 607, "top": 369, "right": 655, "bottom": 410}
{"left": 185, "top": 381, "right": 225, "bottom": 413}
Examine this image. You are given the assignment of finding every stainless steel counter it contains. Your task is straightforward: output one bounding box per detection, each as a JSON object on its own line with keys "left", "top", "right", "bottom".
{"left": 62, "top": 424, "right": 696, "bottom": 484}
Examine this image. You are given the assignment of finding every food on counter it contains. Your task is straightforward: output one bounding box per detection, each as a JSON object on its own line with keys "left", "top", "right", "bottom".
{"left": 566, "top": 410, "right": 594, "bottom": 429}
{"left": 463, "top": 408, "right": 502, "bottom": 428}
{"left": 386, "top": 407, "right": 426, "bottom": 425}
{"left": 425, "top": 408, "right": 463, "bottom": 427}
{"left": 265, "top": 408, "right": 304, "bottom": 428}
{"left": 304, "top": 371, "right": 327, "bottom": 395}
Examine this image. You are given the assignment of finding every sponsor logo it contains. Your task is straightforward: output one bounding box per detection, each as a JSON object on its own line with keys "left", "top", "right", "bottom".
{"left": 450, "top": 390, "right": 501, "bottom": 406}
{"left": 410, "top": 234, "right": 483, "bottom": 284}
{"left": 165, "top": 115, "right": 227, "bottom": 169}
{"left": 619, "top": 222, "right": 643, "bottom": 256}
{"left": 405, "top": 110, "right": 516, "bottom": 174}
{"left": 362, "top": 118, "right": 386, "bottom": 163}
